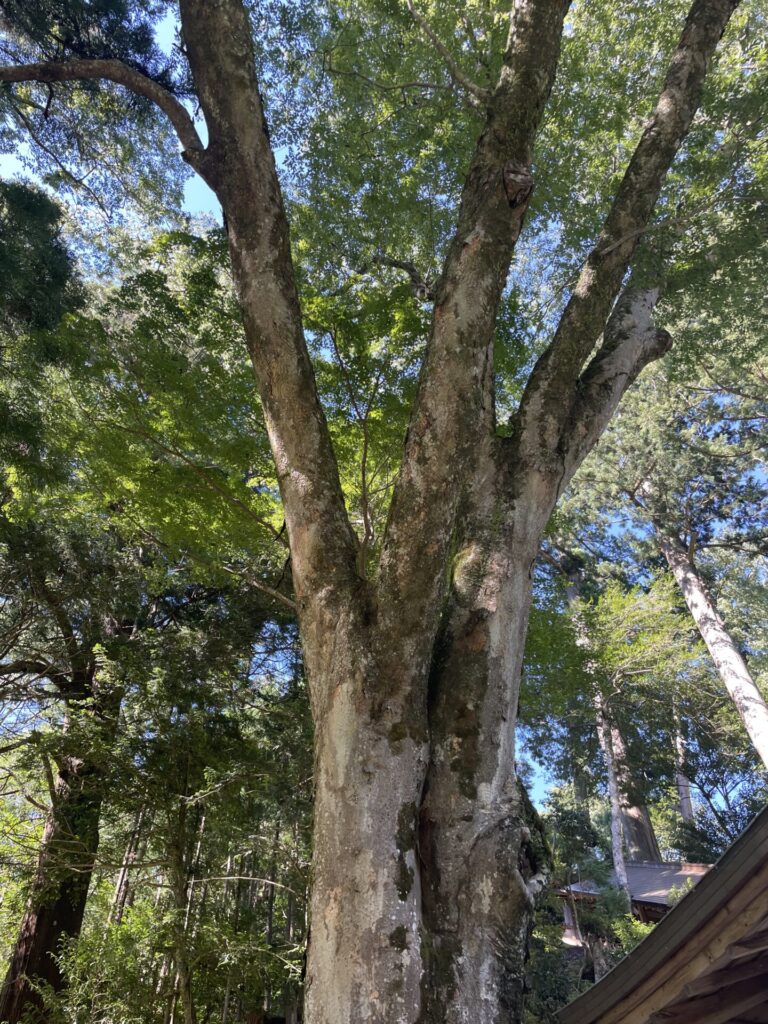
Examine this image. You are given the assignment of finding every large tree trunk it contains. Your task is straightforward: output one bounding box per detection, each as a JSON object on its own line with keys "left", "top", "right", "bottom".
{"left": 608, "top": 721, "right": 661, "bottom": 862}
{"left": 416, "top": 446, "right": 555, "bottom": 1024}
{"left": 181, "top": 0, "right": 738, "bottom": 1008}
{"left": 176, "top": 3, "right": 571, "bottom": 1019}
{"left": 0, "top": 754, "right": 103, "bottom": 1024}
{"left": 658, "top": 532, "right": 768, "bottom": 770}
{"left": 0, "top": 0, "right": 730, "bottom": 1019}
{"left": 302, "top": 586, "right": 434, "bottom": 1022}
{"left": 595, "top": 705, "right": 661, "bottom": 863}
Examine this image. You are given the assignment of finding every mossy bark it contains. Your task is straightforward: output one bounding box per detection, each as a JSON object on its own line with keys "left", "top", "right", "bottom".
{"left": 0, "top": 1, "right": 738, "bottom": 1020}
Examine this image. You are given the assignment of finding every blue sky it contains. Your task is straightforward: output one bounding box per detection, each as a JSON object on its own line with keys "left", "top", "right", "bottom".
{"left": 0, "top": 4, "right": 220, "bottom": 222}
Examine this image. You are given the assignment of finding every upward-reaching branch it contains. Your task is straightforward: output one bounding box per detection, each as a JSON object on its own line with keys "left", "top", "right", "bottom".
{"left": 0, "top": 8, "right": 361, "bottom": 644}
{"left": 514, "top": 0, "right": 741, "bottom": 468}
{"left": 557, "top": 287, "right": 672, "bottom": 490}
{"left": 377, "top": 0, "right": 570, "bottom": 651}
{"left": 176, "top": 0, "right": 360, "bottom": 637}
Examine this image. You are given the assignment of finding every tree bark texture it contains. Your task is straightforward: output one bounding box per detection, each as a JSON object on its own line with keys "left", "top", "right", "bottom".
{"left": 658, "top": 532, "right": 768, "bottom": 771}
{"left": 562, "top": 556, "right": 661, "bottom": 865}
{"left": 0, "top": 0, "right": 742, "bottom": 1019}
{"left": 608, "top": 721, "right": 662, "bottom": 862}
{"left": 0, "top": 755, "right": 103, "bottom": 1024}
{"left": 674, "top": 724, "right": 695, "bottom": 826}
{"left": 594, "top": 699, "right": 631, "bottom": 894}
{"left": 109, "top": 806, "right": 146, "bottom": 927}
{"left": 167, "top": 803, "right": 202, "bottom": 1024}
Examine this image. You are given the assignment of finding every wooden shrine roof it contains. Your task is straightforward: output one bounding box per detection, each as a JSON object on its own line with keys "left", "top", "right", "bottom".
{"left": 558, "top": 803, "right": 768, "bottom": 1024}
{"left": 565, "top": 862, "right": 711, "bottom": 908}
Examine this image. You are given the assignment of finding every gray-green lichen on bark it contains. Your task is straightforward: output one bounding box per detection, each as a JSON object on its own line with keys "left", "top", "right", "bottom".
{"left": 0, "top": 0, "right": 744, "bottom": 1020}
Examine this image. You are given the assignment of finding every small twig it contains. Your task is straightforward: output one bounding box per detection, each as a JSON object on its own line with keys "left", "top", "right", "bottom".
{"left": 220, "top": 564, "right": 297, "bottom": 613}
{"left": 8, "top": 100, "right": 110, "bottom": 216}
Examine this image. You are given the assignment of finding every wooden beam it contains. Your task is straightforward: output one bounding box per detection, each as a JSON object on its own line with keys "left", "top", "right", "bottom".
{"left": 679, "top": 949, "right": 768, "bottom": 1000}
{"left": 730, "top": 928, "right": 768, "bottom": 958}
{"left": 605, "top": 878, "right": 768, "bottom": 1024}
{"left": 650, "top": 972, "right": 768, "bottom": 1024}
{"left": 734, "top": 1011, "right": 768, "bottom": 1024}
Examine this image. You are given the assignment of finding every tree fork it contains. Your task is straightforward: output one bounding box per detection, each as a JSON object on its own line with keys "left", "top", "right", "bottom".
{"left": 0, "top": 0, "right": 744, "bottom": 1020}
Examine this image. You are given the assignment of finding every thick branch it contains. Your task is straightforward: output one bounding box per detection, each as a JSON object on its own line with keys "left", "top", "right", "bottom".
{"left": 514, "top": 0, "right": 741, "bottom": 467}
{"left": 368, "top": 254, "right": 434, "bottom": 299}
{"left": 0, "top": 59, "right": 205, "bottom": 158}
{"left": 177, "top": 0, "right": 360, "bottom": 639}
{"left": 405, "top": 1, "right": 490, "bottom": 108}
{"left": 377, "top": 0, "right": 569, "bottom": 654}
{"left": 559, "top": 287, "right": 672, "bottom": 486}
{"left": 0, "top": 659, "right": 58, "bottom": 679}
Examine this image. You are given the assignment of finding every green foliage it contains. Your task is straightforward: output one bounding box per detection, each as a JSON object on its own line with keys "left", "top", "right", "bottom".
{"left": 0, "top": 179, "right": 80, "bottom": 329}
{"left": 611, "top": 914, "right": 654, "bottom": 952}
{"left": 0, "top": 1, "right": 766, "bottom": 1019}
{"left": 0, "top": 0, "right": 187, "bottom": 217}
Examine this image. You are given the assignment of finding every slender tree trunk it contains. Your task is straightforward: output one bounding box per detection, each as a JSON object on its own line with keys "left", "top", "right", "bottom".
{"left": 221, "top": 976, "right": 232, "bottom": 1024}
{"left": 109, "top": 805, "right": 146, "bottom": 926}
{"left": 167, "top": 804, "right": 202, "bottom": 1024}
{"left": 676, "top": 764, "right": 695, "bottom": 827}
{"left": 563, "top": 563, "right": 660, "bottom": 862}
{"left": 265, "top": 819, "right": 280, "bottom": 948}
{"left": 570, "top": 737, "right": 591, "bottom": 815}
{"left": 160, "top": 956, "right": 176, "bottom": 1024}
{"left": 594, "top": 700, "right": 630, "bottom": 895}
{"left": 586, "top": 936, "right": 611, "bottom": 982}
{"left": 658, "top": 532, "right": 768, "bottom": 770}
{"left": 673, "top": 711, "right": 695, "bottom": 827}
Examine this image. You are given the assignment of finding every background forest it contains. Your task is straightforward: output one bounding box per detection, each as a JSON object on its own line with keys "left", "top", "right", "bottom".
{"left": 0, "top": 1, "right": 766, "bottom": 1022}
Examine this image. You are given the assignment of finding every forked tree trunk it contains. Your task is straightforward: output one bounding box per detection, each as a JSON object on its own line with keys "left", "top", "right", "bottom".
{"left": 0, "top": 755, "right": 103, "bottom": 1024}
{"left": 658, "top": 533, "right": 768, "bottom": 770}
{"left": 0, "top": 0, "right": 730, "bottom": 1019}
